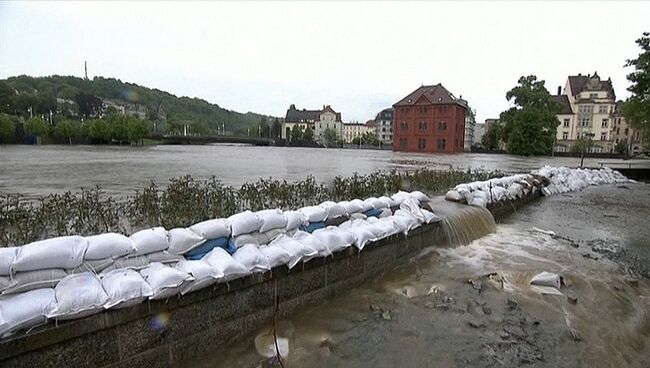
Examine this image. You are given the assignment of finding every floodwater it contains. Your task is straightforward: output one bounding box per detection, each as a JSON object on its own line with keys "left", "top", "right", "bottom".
{"left": 0, "top": 144, "right": 620, "bottom": 198}
{"left": 183, "top": 184, "right": 650, "bottom": 368}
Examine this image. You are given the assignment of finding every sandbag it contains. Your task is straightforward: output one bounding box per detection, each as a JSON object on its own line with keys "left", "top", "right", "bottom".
{"left": 174, "top": 260, "right": 221, "bottom": 295}
{"left": 364, "top": 197, "right": 389, "bottom": 210}
{"left": 12, "top": 236, "right": 88, "bottom": 273}
{"left": 48, "top": 272, "right": 109, "bottom": 320}
{"left": 71, "top": 258, "right": 115, "bottom": 274}
{"left": 445, "top": 190, "right": 463, "bottom": 202}
{"left": 0, "top": 288, "right": 56, "bottom": 337}
{"left": 146, "top": 251, "right": 184, "bottom": 264}
{"left": 1, "top": 269, "right": 68, "bottom": 295}
{"left": 325, "top": 214, "right": 350, "bottom": 227}
{"left": 167, "top": 228, "right": 206, "bottom": 255}
{"left": 140, "top": 263, "right": 193, "bottom": 300}
{"left": 302, "top": 221, "right": 327, "bottom": 233}
{"left": 350, "top": 198, "right": 373, "bottom": 212}
{"left": 230, "top": 233, "right": 260, "bottom": 248}
{"left": 469, "top": 196, "right": 487, "bottom": 207}
{"left": 256, "top": 228, "right": 286, "bottom": 245}
{"left": 394, "top": 209, "right": 422, "bottom": 231}
{"left": 259, "top": 245, "right": 292, "bottom": 269}
{"left": 227, "top": 211, "right": 263, "bottom": 237}
{"left": 101, "top": 269, "right": 154, "bottom": 309}
{"left": 319, "top": 201, "right": 347, "bottom": 219}
{"left": 378, "top": 208, "right": 392, "bottom": 218}
{"left": 232, "top": 244, "right": 271, "bottom": 273}
{"left": 184, "top": 237, "right": 230, "bottom": 259}
{"left": 202, "top": 248, "right": 250, "bottom": 282}
{"left": 391, "top": 191, "right": 412, "bottom": 205}
{"left": 0, "top": 277, "right": 8, "bottom": 293}
{"left": 268, "top": 235, "right": 317, "bottom": 269}
{"left": 299, "top": 206, "right": 329, "bottom": 223}
{"left": 283, "top": 210, "right": 307, "bottom": 231}
{"left": 293, "top": 230, "right": 332, "bottom": 259}
{"left": 100, "top": 255, "right": 151, "bottom": 275}
{"left": 338, "top": 220, "right": 377, "bottom": 251}
{"left": 410, "top": 191, "right": 430, "bottom": 203}
{"left": 312, "top": 227, "right": 355, "bottom": 253}
{"left": 256, "top": 209, "right": 288, "bottom": 233}
{"left": 386, "top": 215, "right": 410, "bottom": 235}
{"left": 130, "top": 227, "right": 169, "bottom": 255}
{"left": 84, "top": 233, "right": 135, "bottom": 260}
{"left": 421, "top": 209, "right": 440, "bottom": 224}
{"left": 0, "top": 248, "right": 18, "bottom": 276}
{"left": 189, "top": 218, "right": 231, "bottom": 240}
{"left": 530, "top": 271, "right": 562, "bottom": 290}
{"left": 338, "top": 200, "right": 363, "bottom": 215}
{"left": 377, "top": 196, "right": 398, "bottom": 208}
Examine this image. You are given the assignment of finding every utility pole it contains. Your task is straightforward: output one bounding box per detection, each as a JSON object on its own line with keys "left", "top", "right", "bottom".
{"left": 84, "top": 61, "right": 88, "bottom": 80}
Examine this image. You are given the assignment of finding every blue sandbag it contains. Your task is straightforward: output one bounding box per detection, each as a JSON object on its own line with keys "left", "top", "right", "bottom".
{"left": 301, "top": 222, "right": 326, "bottom": 233}
{"left": 184, "top": 237, "right": 229, "bottom": 259}
{"left": 364, "top": 208, "right": 382, "bottom": 218}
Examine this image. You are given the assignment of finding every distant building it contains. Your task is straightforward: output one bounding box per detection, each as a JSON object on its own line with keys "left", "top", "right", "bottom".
{"left": 342, "top": 120, "right": 375, "bottom": 143}
{"left": 457, "top": 97, "right": 476, "bottom": 152}
{"left": 392, "top": 84, "right": 467, "bottom": 154}
{"left": 374, "top": 108, "right": 394, "bottom": 145}
{"left": 103, "top": 99, "right": 147, "bottom": 119}
{"left": 610, "top": 102, "right": 644, "bottom": 155}
{"left": 282, "top": 104, "right": 342, "bottom": 144}
{"left": 474, "top": 123, "right": 485, "bottom": 146}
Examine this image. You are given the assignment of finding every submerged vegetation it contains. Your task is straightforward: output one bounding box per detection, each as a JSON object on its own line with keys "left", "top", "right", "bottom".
{"left": 0, "top": 168, "right": 502, "bottom": 247}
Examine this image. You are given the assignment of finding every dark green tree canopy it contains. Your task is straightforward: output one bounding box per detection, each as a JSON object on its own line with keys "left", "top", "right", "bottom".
{"left": 622, "top": 32, "right": 650, "bottom": 145}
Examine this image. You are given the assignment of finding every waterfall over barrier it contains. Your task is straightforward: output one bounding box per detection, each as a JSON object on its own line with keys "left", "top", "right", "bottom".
{"left": 427, "top": 197, "right": 497, "bottom": 246}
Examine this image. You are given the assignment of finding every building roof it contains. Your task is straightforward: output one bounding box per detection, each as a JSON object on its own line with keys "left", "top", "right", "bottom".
{"left": 567, "top": 72, "right": 615, "bottom": 99}
{"left": 393, "top": 83, "right": 464, "bottom": 107}
{"left": 285, "top": 104, "right": 341, "bottom": 123}
{"left": 552, "top": 95, "right": 573, "bottom": 114}
{"left": 365, "top": 119, "right": 376, "bottom": 128}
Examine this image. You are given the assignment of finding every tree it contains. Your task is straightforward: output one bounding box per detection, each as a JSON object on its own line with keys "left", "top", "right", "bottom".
{"left": 88, "top": 118, "right": 112, "bottom": 143}
{"left": 74, "top": 93, "right": 104, "bottom": 118}
{"left": 614, "top": 141, "right": 628, "bottom": 155}
{"left": 289, "top": 124, "right": 303, "bottom": 145}
{"left": 271, "top": 118, "right": 282, "bottom": 139}
{"left": 24, "top": 118, "right": 49, "bottom": 138}
{"left": 622, "top": 32, "right": 650, "bottom": 146}
{"left": 0, "top": 81, "right": 16, "bottom": 114}
{"left": 128, "top": 118, "right": 150, "bottom": 145}
{"left": 571, "top": 136, "right": 594, "bottom": 154}
{"left": 322, "top": 127, "right": 339, "bottom": 147}
{"left": 481, "top": 123, "right": 503, "bottom": 150}
{"left": 360, "top": 131, "right": 380, "bottom": 146}
{"left": 106, "top": 114, "right": 129, "bottom": 144}
{"left": 258, "top": 117, "right": 270, "bottom": 138}
{"left": 0, "top": 113, "right": 15, "bottom": 143}
{"left": 499, "top": 76, "right": 561, "bottom": 156}
{"left": 303, "top": 126, "right": 314, "bottom": 144}
{"left": 54, "top": 119, "right": 79, "bottom": 144}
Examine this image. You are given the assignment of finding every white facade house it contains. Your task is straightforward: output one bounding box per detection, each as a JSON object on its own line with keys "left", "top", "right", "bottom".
{"left": 283, "top": 104, "right": 342, "bottom": 144}
{"left": 342, "top": 121, "right": 375, "bottom": 143}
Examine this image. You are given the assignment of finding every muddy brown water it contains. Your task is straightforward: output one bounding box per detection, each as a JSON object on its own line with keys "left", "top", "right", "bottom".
{"left": 181, "top": 184, "right": 650, "bottom": 368}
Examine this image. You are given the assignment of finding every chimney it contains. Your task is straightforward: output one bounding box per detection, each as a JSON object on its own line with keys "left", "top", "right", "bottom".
{"left": 557, "top": 86, "right": 561, "bottom": 95}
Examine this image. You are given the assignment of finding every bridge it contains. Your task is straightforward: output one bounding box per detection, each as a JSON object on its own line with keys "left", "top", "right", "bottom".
{"left": 150, "top": 134, "right": 276, "bottom": 146}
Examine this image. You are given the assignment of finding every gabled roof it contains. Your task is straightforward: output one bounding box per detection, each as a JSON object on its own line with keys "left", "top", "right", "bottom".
{"left": 285, "top": 104, "right": 341, "bottom": 123}
{"left": 393, "top": 83, "right": 463, "bottom": 107}
{"left": 552, "top": 95, "right": 573, "bottom": 114}
{"left": 567, "top": 72, "right": 615, "bottom": 99}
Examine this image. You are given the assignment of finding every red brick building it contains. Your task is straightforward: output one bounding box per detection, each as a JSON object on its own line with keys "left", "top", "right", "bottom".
{"left": 392, "top": 84, "right": 467, "bottom": 153}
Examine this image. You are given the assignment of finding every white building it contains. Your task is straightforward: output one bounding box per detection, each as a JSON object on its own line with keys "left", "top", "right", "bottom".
{"left": 374, "top": 108, "right": 394, "bottom": 145}
{"left": 282, "top": 104, "right": 343, "bottom": 144}
{"left": 457, "top": 97, "right": 475, "bottom": 151}
{"left": 342, "top": 121, "right": 376, "bottom": 143}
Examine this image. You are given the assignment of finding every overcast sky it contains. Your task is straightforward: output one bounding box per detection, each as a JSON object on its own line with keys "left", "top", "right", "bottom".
{"left": 1, "top": 1, "right": 648, "bottom": 124}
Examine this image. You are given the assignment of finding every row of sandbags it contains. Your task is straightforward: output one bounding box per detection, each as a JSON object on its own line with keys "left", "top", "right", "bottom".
{"left": 532, "top": 166, "right": 629, "bottom": 196}
{"left": 444, "top": 173, "right": 543, "bottom": 207}
{"left": 0, "top": 191, "right": 434, "bottom": 338}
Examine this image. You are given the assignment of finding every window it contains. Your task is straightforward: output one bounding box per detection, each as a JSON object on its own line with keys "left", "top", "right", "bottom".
{"left": 417, "top": 138, "right": 426, "bottom": 150}
{"left": 438, "top": 121, "right": 447, "bottom": 131}
{"left": 399, "top": 138, "right": 408, "bottom": 150}
{"left": 400, "top": 122, "right": 408, "bottom": 131}
{"left": 589, "top": 93, "right": 598, "bottom": 99}
{"left": 436, "top": 138, "right": 446, "bottom": 151}
{"left": 563, "top": 119, "right": 570, "bottom": 127}
{"left": 601, "top": 119, "right": 608, "bottom": 128}
{"left": 562, "top": 132, "right": 568, "bottom": 140}
{"left": 600, "top": 132, "right": 606, "bottom": 141}
{"left": 580, "top": 118, "right": 590, "bottom": 127}
{"left": 579, "top": 105, "right": 593, "bottom": 113}
{"left": 419, "top": 122, "right": 427, "bottom": 131}
{"left": 624, "top": 128, "right": 629, "bottom": 136}
{"left": 599, "top": 105, "right": 608, "bottom": 113}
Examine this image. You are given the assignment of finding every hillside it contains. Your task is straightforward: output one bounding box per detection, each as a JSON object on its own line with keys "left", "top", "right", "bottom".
{"left": 0, "top": 75, "right": 274, "bottom": 134}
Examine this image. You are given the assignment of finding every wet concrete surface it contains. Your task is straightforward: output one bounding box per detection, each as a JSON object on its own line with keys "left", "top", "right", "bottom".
{"left": 181, "top": 184, "right": 650, "bottom": 368}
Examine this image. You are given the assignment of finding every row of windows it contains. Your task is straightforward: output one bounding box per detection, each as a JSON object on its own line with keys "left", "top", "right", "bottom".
{"left": 401, "top": 121, "right": 448, "bottom": 131}
{"left": 565, "top": 118, "right": 610, "bottom": 128}
{"left": 398, "top": 138, "right": 447, "bottom": 150}
{"left": 399, "top": 105, "right": 451, "bottom": 114}
{"left": 578, "top": 105, "right": 611, "bottom": 114}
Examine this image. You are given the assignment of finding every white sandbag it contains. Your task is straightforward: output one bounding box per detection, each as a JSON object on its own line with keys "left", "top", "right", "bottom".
{"left": 350, "top": 212, "right": 368, "bottom": 220}
{"left": 283, "top": 210, "right": 307, "bottom": 231}
{"left": 101, "top": 269, "right": 154, "bottom": 309}
{"left": 378, "top": 208, "right": 392, "bottom": 218}
{"left": 337, "top": 201, "right": 357, "bottom": 215}
{"left": 259, "top": 245, "right": 292, "bottom": 269}
{"left": 202, "top": 248, "right": 250, "bottom": 282}
{"left": 12, "top": 236, "right": 88, "bottom": 273}
{"left": 268, "top": 235, "right": 317, "bottom": 269}
{"left": 364, "top": 217, "right": 395, "bottom": 240}
{"left": 146, "top": 251, "right": 184, "bottom": 264}
{"left": 387, "top": 215, "right": 410, "bottom": 235}
{"left": 0, "top": 277, "right": 9, "bottom": 293}
{"left": 232, "top": 244, "right": 271, "bottom": 273}
{"left": 507, "top": 183, "right": 524, "bottom": 199}
{"left": 140, "top": 263, "right": 192, "bottom": 300}
{"left": 130, "top": 227, "right": 169, "bottom": 255}
{"left": 84, "top": 233, "right": 135, "bottom": 260}
{"left": 257, "top": 209, "right": 288, "bottom": 233}
{"left": 391, "top": 191, "right": 412, "bottom": 205}
{"left": 232, "top": 229, "right": 288, "bottom": 248}
{"left": 227, "top": 211, "right": 263, "bottom": 237}
{"left": 378, "top": 196, "right": 398, "bottom": 208}
{"left": 319, "top": 201, "right": 347, "bottom": 219}
{"left": 299, "top": 206, "right": 329, "bottom": 223}
{"left": 293, "top": 230, "right": 332, "bottom": 259}
{"left": 312, "top": 227, "right": 355, "bottom": 253}
{"left": 410, "top": 191, "right": 430, "bottom": 202}
{"left": 530, "top": 271, "right": 562, "bottom": 290}
{"left": 421, "top": 209, "right": 439, "bottom": 224}
{"left": 167, "top": 228, "right": 206, "bottom": 255}
{"left": 100, "top": 255, "right": 150, "bottom": 275}
{"left": 0, "top": 288, "right": 56, "bottom": 337}
{"left": 469, "top": 197, "right": 487, "bottom": 208}
{"left": 364, "top": 197, "right": 389, "bottom": 210}
{"left": 255, "top": 228, "right": 286, "bottom": 245}
{"left": 70, "top": 258, "right": 114, "bottom": 274}
{"left": 0, "top": 248, "right": 18, "bottom": 276}
{"left": 189, "top": 218, "right": 231, "bottom": 240}
{"left": 444, "top": 190, "right": 463, "bottom": 202}
{"left": 338, "top": 220, "right": 377, "bottom": 251}
{"left": 399, "top": 198, "right": 426, "bottom": 222}
{"left": 350, "top": 198, "right": 373, "bottom": 212}
{"left": 1, "top": 269, "right": 68, "bottom": 295}
{"left": 489, "top": 186, "right": 508, "bottom": 202}
{"left": 174, "top": 260, "right": 221, "bottom": 295}
{"left": 48, "top": 272, "right": 109, "bottom": 320}
{"left": 394, "top": 209, "right": 422, "bottom": 231}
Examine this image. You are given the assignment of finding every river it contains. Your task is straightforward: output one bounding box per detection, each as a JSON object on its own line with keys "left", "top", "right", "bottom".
{"left": 0, "top": 144, "right": 620, "bottom": 198}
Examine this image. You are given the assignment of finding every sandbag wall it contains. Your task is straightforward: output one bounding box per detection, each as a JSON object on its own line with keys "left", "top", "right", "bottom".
{"left": 0, "top": 190, "right": 437, "bottom": 340}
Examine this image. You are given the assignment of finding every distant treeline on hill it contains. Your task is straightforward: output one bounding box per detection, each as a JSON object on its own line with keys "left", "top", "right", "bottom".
{"left": 0, "top": 75, "right": 275, "bottom": 135}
